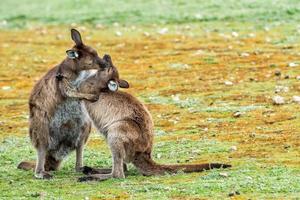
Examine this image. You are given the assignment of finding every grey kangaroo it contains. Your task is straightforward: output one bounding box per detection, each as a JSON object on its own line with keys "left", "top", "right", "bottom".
{"left": 71, "top": 55, "right": 231, "bottom": 182}
{"left": 18, "top": 29, "right": 114, "bottom": 179}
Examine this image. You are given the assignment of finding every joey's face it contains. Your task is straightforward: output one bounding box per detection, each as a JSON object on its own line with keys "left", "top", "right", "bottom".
{"left": 96, "top": 55, "right": 129, "bottom": 92}
{"left": 66, "top": 29, "right": 106, "bottom": 71}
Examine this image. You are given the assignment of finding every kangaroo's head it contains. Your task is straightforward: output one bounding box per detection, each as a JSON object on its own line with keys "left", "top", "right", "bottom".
{"left": 78, "top": 54, "right": 129, "bottom": 94}
{"left": 66, "top": 29, "right": 106, "bottom": 71}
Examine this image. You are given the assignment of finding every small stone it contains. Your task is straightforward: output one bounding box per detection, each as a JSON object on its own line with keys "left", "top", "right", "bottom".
{"left": 233, "top": 111, "right": 242, "bottom": 118}
{"left": 78, "top": 26, "right": 86, "bottom": 32}
{"left": 229, "top": 146, "right": 237, "bottom": 152}
{"left": 157, "top": 28, "right": 168, "bottom": 35}
{"left": 70, "top": 23, "right": 77, "bottom": 27}
{"left": 2, "top": 86, "right": 11, "bottom": 91}
{"left": 296, "top": 75, "right": 300, "bottom": 80}
{"left": 274, "top": 70, "right": 281, "bottom": 76}
{"left": 224, "top": 81, "right": 233, "bottom": 86}
{"left": 288, "top": 62, "right": 298, "bottom": 67}
{"left": 193, "top": 50, "right": 205, "bottom": 56}
{"left": 264, "top": 26, "right": 270, "bottom": 31}
{"left": 143, "top": 32, "right": 150, "bottom": 37}
{"left": 203, "top": 127, "right": 208, "bottom": 132}
{"left": 228, "top": 192, "right": 235, "bottom": 197}
{"left": 272, "top": 95, "right": 285, "bottom": 105}
{"left": 265, "top": 37, "right": 271, "bottom": 42}
{"left": 56, "top": 34, "right": 63, "bottom": 40}
{"left": 0, "top": 20, "right": 7, "bottom": 26}
{"left": 292, "top": 96, "right": 300, "bottom": 104}
{"left": 95, "top": 23, "right": 104, "bottom": 29}
{"left": 275, "top": 86, "right": 289, "bottom": 93}
{"left": 248, "top": 33, "right": 256, "bottom": 37}
{"left": 219, "top": 172, "right": 228, "bottom": 177}
{"left": 231, "top": 31, "right": 239, "bottom": 37}
{"left": 115, "top": 31, "right": 122, "bottom": 37}
{"left": 240, "top": 52, "right": 250, "bottom": 57}
{"left": 249, "top": 132, "right": 256, "bottom": 138}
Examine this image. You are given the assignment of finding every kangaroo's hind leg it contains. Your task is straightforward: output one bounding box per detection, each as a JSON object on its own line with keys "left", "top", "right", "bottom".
{"left": 35, "top": 147, "right": 52, "bottom": 179}
{"left": 81, "top": 164, "right": 128, "bottom": 175}
{"left": 78, "top": 130, "right": 127, "bottom": 182}
{"left": 29, "top": 110, "right": 52, "bottom": 179}
{"left": 75, "top": 122, "right": 92, "bottom": 172}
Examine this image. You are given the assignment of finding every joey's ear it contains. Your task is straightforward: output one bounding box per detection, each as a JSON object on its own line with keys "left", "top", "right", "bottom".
{"left": 118, "top": 79, "right": 129, "bottom": 88}
{"left": 66, "top": 50, "right": 79, "bottom": 59}
{"left": 71, "top": 29, "right": 83, "bottom": 46}
{"left": 103, "top": 54, "right": 113, "bottom": 65}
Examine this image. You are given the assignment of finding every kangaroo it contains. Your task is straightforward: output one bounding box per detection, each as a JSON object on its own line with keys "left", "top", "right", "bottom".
{"left": 71, "top": 55, "right": 231, "bottom": 182}
{"left": 17, "top": 29, "right": 112, "bottom": 179}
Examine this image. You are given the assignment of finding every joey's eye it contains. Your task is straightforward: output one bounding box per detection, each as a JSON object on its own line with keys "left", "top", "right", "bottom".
{"left": 66, "top": 50, "right": 79, "bottom": 59}
{"left": 108, "top": 80, "right": 118, "bottom": 91}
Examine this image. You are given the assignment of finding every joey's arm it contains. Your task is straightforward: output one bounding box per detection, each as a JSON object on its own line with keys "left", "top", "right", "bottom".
{"left": 57, "top": 74, "right": 98, "bottom": 101}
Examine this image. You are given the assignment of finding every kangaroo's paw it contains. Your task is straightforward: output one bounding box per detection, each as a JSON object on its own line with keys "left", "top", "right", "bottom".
{"left": 34, "top": 171, "right": 53, "bottom": 179}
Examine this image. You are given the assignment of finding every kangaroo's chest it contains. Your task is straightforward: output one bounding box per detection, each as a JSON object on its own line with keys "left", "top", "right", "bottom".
{"left": 49, "top": 99, "right": 89, "bottom": 158}
{"left": 48, "top": 70, "right": 96, "bottom": 159}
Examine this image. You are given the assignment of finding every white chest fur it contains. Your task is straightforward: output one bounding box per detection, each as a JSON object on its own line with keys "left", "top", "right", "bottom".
{"left": 72, "top": 69, "right": 97, "bottom": 87}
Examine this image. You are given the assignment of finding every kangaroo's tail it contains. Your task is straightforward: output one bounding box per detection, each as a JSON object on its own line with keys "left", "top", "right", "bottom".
{"left": 17, "top": 155, "right": 61, "bottom": 171}
{"left": 132, "top": 152, "right": 231, "bottom": 176}
{"left": 17, "top": 161, "right": 35, "bottom": 171}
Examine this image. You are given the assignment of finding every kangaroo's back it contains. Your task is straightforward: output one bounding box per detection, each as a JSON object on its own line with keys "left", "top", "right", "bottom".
{"left": 83, "top": 91, "right": 154, "bottom": 137}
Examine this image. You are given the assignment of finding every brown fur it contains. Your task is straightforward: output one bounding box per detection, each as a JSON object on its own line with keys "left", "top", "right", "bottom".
{"left": 18, "top": 29, "right": 109, "bottom": 179}
{"left": 74, "top": 56, "right": 231, "bottom": 182}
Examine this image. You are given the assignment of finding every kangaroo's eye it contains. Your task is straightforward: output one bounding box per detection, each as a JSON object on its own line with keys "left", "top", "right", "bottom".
{"left": 108, "top": 80, "right": 118, "bottom": 92}
{"left": 66, "top": 50, "right": 79, "bottom": 59}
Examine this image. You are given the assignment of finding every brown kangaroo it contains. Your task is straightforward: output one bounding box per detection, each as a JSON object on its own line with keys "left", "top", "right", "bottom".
{"left": 17, "top": 29, "right": 112, "bottom": 179}
{"left": 71, "top": 55, "right": 231, "bottom": 182}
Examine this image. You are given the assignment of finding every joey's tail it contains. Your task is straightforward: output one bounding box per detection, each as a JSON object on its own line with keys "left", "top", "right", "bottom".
{"left": 132, "top": 152, "right": 231, "bottom": 176}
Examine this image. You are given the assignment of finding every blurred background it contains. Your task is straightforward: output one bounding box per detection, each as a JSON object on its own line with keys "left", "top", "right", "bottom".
{"left": 0, "top": 1, "right": 300, "bottom": 199}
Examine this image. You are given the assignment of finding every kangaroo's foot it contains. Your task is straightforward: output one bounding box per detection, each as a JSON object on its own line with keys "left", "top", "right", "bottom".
{"left": 78, "top": 174, "right": 112, "bottom": 182}
{"left": 81, "top": 163, "right": 128, "bottom": 175}
{"left": 34, "top": 171, "right": 53, "bottom": 179}
{"left": 80, "top": 166, "right": 112, "bottom": 175}
{"left": 78, "top": 173, "right": 113, "bottom": 182}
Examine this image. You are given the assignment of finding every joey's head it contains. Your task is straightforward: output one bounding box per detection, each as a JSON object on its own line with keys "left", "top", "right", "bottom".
{"left": 80, "top": 54, "right": 129, "bottom": 94}
{"left": 97, "top": 54, "right": 129, "bottom": 92}
{"left": 65, "top": 29, "right": 106, "bottom": 71}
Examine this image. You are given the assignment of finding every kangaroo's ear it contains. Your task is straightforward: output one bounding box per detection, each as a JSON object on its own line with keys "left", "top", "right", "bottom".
{"left": 71, "top": 29, "right": 83, "bottom": 46}
{"left": 118, "top": 79, "right": 129, "bottom": 88}
{"left": 66, "top": 49, "right": 79, "bottom": 59}
{"left": 103, "top": 54, "right": 113, "bottom": 65}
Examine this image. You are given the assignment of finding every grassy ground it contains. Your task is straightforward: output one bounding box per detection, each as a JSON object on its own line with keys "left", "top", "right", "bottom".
{"left": 1, "top": 0, "right": 300, "bottom": 28}
{"left": 1, "top": 1, "right": 300, "bottom": 199}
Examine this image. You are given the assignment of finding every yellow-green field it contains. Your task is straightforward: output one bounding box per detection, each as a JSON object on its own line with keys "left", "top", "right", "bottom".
{"left": 0, "top": 1, "right": 300, "bottom": 199}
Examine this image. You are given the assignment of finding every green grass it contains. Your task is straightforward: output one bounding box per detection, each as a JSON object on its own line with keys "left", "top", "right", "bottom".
{"left": 1, "top": 0, "right": 300, "bottom": 199}
{"left": 1, "top": 137, "right": 299, "bottom": 199}
{"left": 1, "top": 0, "right": 300, "bottom": 28}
